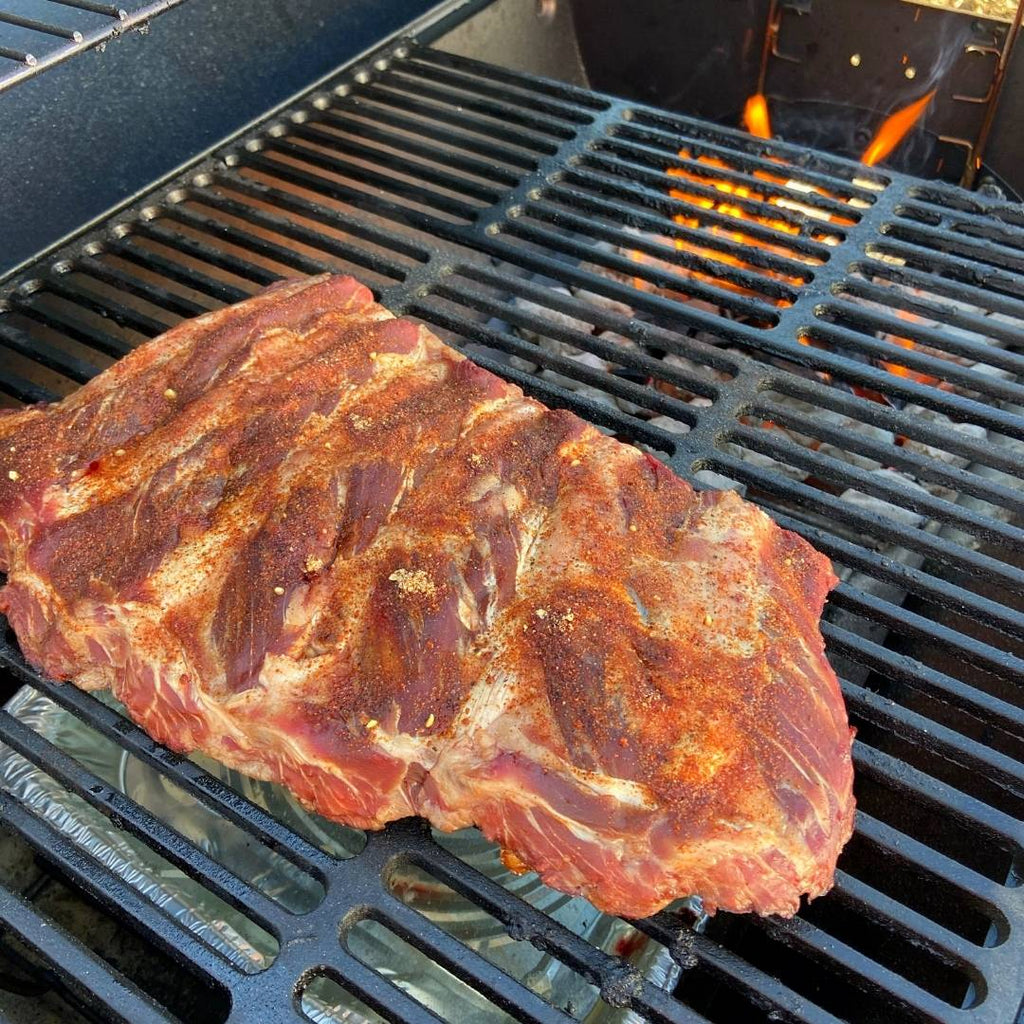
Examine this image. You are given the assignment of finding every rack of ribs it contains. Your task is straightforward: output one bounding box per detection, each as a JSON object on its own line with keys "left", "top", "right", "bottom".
{"left": 0, "top": 274, "right": 854, "bottom": 918}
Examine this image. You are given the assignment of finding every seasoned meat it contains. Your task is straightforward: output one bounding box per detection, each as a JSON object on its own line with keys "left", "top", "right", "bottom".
{"left": 0, "top": 275, "right": 854, "bottom": 918}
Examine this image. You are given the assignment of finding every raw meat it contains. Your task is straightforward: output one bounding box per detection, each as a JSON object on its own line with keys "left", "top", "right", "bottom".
{"left": 0, "top": 275, "right": 854, "bottom": 918}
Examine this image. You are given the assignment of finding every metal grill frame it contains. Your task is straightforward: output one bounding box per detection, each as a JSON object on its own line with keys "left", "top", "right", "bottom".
{"left": 0, "top": 1, "right": 182, "bottom": 92}
{"left": 0, "top": 33, "right": 1022, "bottom": 1024}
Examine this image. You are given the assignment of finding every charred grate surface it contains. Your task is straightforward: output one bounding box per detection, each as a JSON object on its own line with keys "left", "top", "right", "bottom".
{"left": 0, "top": 40, "right": 1022, "bottom": 1024}
{"left": 0, "top": 1, "right": 179, "bottom": 92}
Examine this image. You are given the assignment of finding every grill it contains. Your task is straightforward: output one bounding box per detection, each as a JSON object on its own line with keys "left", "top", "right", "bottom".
{"left": 0, "top": 27, "right": 1022, "bottom": 1024}
{"left": 0, "top": 1, "right": 165, "bottom": 90}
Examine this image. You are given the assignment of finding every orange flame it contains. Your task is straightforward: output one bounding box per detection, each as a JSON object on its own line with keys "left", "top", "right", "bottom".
{"left": 861, "top": 91, "right": 936, "bottom": 167}
{"left": 743, "top": 93, "right": 772, "bottom": 140}
{"left": 880, "top": 308, "right": 940, "bottom": 385}
{"left": 620, "top": 96, "right": 953, "bottom": 401}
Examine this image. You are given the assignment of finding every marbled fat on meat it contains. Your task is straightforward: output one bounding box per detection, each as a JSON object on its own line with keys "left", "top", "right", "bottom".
{"left": 0, "top": 275, "right": 854, "bottom": 918}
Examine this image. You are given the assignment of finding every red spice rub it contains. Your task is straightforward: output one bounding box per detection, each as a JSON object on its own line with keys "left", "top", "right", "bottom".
{"left": 0, "top": 274, "right": 854, "bottom": 918}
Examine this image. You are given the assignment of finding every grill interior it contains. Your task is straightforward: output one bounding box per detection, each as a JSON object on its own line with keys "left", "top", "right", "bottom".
{"left": 0, "top": 36, "right": 1022, "bottom": 1024}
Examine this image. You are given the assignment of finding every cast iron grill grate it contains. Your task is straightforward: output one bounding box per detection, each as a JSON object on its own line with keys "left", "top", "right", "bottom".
{"left": 0, "top": 40, "right": 1022, "bottom": 1024}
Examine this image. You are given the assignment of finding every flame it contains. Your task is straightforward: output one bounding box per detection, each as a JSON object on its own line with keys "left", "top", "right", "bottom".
{"left": 655, "top": 148, "right": 868, "bottom": 304}
{"left": 743, "top": 93, "right": 772, "bottom": 140}
{"left": 861, "top": 91, "right": 936, "bottom": 167}
{"left": 621, "top": 102, "right": 950, "bottom": 400}
{"left": 880, "top": 308, "right": 940, "bottom": 385}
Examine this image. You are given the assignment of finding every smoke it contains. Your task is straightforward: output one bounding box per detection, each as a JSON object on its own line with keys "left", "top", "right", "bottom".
{"left": 766, "top": 13, "right": 978, "bottom": 173}
{"left": 901, "top": 11, "right": 977, "bottom": 101}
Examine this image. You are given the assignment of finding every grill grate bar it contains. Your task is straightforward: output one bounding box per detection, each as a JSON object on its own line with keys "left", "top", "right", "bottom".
{"left": 354, "top": 82, "right": 560, "bottom": 157}
{"left": 392, "top": 60, "right": 599, "bottom": 125}
{"left": 893, "top": 207, "right": 1024, "bottom": 271}
{"left": 727, "top": 424, "right": 1024, "bottom": 549}
{"left": 800, "top": 323, "right": 1024, "bottom": 412}
{"left": 461, "top": 234, "right": 761, "bottom": 346}
{"left": 573, "top": 153, "right": 829, "bottom": 239}
{"left": 371, "top": 894, "right": 576, "bottom": 1024}
{"left": 11, "top": 296, "right": 137, "bottom": 360}
{"left": 538, "top": 186, "right": 820, "bottom": 280}
{"left": 41, "top": 276, "right": 170, "bottom": 338}
{"left": 853, "top": 742, "right": 1021, "bottom": 854}
{"left": 75, "top": 256, "right": 212, "bottom": 319}
{"left": 449, "top": 260, "right": 741, "bottom": 376}
{"left": 828, "top": 583, "right": 1024, "bottom": 679}
{"left": 316, "top": 957, "right": 444, "bottom": 1024}
{"left": 414, "top": 302, "right": 700, "bottom": 426}
{"left": 880, "top": 233, "right": 1024, "bottom": 292}
{"left": 371, "top": 69, "right": 580, "bottom": 139}
{"left": 425, "top": 280, "right": 719, "bottom": 398}
{"left": 300, "top": 114, "right": 521, "bottom": 188}
{"left": 261, "top": 137, "right": 485, "bottom": 220}
{"left": 0, "top": 880, "right": 174, "bottom": 1024}
{"left": 837, "top": 277, "right": 1024, "bottom": 355}
{"left": 502, "top": 218, "right": 781, "bottom": 321}
{"left": 184, "top": 191, "right": 413, "bottom": 283}
{"left": 830, "top": 869, "right": 985, "bottom": 976}
{"left": 0, "top": 11, "right": 82, "bottom": 41}
{"left": 823, "top": 622, "right": 1024, "bottom": 735}
{"left": 555, "top": 167, "right": 837, "bottom": 260}
{"left": 0, "top": 660, "right": 335, "bottom": 881}
{"left": 599, "top": 135, "right": 862, "bottom": 224}
{"left": 710, "top": 454, "right": 1024, "bottom": 593}
{"left": 105, "top": 238, "right": 253, "bottom": 305}
{"left": 132, "top": 220, "right": 281, "bottom": 286}
{"left": 323, "top": 99, "right": 537, "bottom": 174}
{"left": 241, "top": 150, "right": 472, "bottom": 245}
{"left": 852, "top": 257, "right": 1024, "bottom": 321}
{"left": 913, "top": 186, "right": 1024, "bottom": 226}
{"left": 814, "top": 306, "right": 1024, "bottom": 392}
{"left": 410, "top": 47, "right": 607, "bottom": 108}
{"left": 760, "top": 378, "right": 1023, "bottom": 480}
{"left": 403, "top": 834, "right": 704, "bottom": 1024}
{"left": 754, "top": 914, "right": 963, "bottom": 1024}
{"left": 215, "top": 172, "right": 432, "bottom": 264}
{"left": 840, "top": 678, "right": 1024, "bottom": 799}
{"left": 767, "top": 506, "right": 1023, "bottom": 644}
{"left": 865, "top": 238, "right": 1024, "bottom": 304}
{"left": 0, "top": 367, "right": 56, "bottom": 404}
{"left": 628, "top": 105, "right": 888, "bottom": 186}
{"left": 523, "top": 199, "right": 802, "bottom": 302}
{"left": 683, "top": 931, "right": 846, "bottom": 1024}
{"left": 0, "top": 44, "right": 36, "bottom": 65}
{"left": 0, "top": 709, "right": 291, "bottom": 933}
{"left": 0, "top": 791, "right": 242, "bottom": 988}
{"left": 0, "top": 320, "right": 103, "bottom": 384}
{"left": 734, "top": 346, "right": 1024, "bottom": 442}
{"left": 853, "top": 812, "right": 1014, "bottom": 910}
{"left": 45, "top": 0, "right": 127, "bottom": 17}
{"left": 748, "top": 402, "right": 1024, "bottom": 516}
{"left": 610, "top": 120, "right": 880, "bottom": 203}
{"left": 285, "top": 123, "right": 505, "bottom": 206}
{"left": 163, "top": 202, "right": 336, "bottom": 279}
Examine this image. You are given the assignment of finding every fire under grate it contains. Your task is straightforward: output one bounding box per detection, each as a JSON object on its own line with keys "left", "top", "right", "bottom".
{"left": 0, "top": 39, "right": 1022, "bottom": 1024}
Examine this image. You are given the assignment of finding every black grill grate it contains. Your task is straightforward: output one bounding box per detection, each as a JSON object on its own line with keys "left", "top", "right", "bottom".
{"left": 0, "top": 39, "right": 1022, "bottom": 1024}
